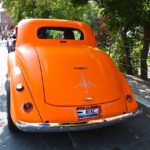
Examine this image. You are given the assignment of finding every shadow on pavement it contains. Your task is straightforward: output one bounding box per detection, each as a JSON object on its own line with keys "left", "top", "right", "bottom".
{"left": 127, "top": 78, "right": 150, "bottom": 101}
{"left": 0, "top": 116, "right": 150, "bottom": 150}
{"left": 0, "top": 95, "right": 6, "bottom": 112}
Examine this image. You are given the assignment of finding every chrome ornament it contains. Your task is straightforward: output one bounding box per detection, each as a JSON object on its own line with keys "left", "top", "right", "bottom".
{"left": 85, "top": 97, "right": 93, "bottom": 101}
{"left": 73, "top": 72, "right": 98, "bottom": 94}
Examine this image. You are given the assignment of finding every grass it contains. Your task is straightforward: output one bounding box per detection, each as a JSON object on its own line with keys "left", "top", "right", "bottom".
{"left": 147, "top": 56, "right": 150, "bottom": 65}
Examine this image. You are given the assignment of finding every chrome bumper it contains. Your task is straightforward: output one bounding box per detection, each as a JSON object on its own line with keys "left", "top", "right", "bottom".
{"left": 16, "top": 109, "right": 142, "bottom": 132}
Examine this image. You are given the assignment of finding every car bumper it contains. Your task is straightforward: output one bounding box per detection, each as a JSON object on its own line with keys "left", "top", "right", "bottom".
{"left": 16, "top": 109, "right": 142, "bottom": 132}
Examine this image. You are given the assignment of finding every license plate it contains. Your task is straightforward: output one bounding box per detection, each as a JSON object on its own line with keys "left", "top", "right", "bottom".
{"left": 77, "top": 106, "right": 99, "bottom": 119}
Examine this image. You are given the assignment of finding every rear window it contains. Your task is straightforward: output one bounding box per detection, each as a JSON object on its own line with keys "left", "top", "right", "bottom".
{"left": 37, "top": 27, "right": 84, "bottom": 40}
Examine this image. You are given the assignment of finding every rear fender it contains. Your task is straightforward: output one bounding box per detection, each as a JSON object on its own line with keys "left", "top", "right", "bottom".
{"left": 118, "top": 72, "right": 138, "bottom": 112}
{"left": 10, "top": 66, "right": 42, "bottom": 124}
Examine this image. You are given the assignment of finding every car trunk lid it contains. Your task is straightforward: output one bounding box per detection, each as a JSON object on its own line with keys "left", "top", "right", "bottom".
{"left": 35, "top": 45, "right": 121, "bottom": 106}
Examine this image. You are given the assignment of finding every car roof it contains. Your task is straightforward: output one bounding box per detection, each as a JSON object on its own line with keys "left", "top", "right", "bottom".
{"left": 16, "top": 19, "right": 96, "bottom": 47}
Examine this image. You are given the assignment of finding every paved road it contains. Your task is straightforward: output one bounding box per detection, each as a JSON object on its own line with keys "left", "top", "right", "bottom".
{"left": 0, "top": 44, "right": 150, "bottom": 150}
{"left": 126, "top": 76, "right": 150, "bottom": 103}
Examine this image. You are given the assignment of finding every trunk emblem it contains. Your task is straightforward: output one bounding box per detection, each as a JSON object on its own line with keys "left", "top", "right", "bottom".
{"left": 85, "top": 97, "right": 93, "bottom": 101}
{"left": 73, "top": 72, "right": 98, "bottom": 94}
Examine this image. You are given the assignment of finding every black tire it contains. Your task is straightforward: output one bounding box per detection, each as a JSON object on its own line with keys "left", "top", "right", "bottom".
{"left": 7, "top": 81, "right": 18, "bottom": 131}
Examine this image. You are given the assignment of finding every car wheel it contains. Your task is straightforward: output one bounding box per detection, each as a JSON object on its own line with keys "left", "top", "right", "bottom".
{"left": 7, "top": 81, "right": 18, "bottom": 132}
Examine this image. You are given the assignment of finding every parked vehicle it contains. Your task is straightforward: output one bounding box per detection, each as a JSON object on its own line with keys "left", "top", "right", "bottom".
{"left": 7, "top": 19, "right": 142, "bottom": 132}
{"left": 7, "top": 34, "right": 16, "bottom": 53}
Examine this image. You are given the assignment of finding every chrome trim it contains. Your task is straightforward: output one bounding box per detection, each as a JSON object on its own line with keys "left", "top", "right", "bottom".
{"left": 85, "top": 97, "right": 93, "bottom": 101}
{"left": 16, "top": 109, "right": 142, "bottom": 132}
{"left": 16, "top": 84, "right": 24, "bottom": 91}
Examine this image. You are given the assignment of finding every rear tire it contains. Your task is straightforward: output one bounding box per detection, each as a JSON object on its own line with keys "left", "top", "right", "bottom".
{"left": 7, "top": 81, "right": 18, "bottom": 132}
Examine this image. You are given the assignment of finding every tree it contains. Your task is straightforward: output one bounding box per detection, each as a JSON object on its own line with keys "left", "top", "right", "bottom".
{"left": 98, "top": 0, "right": 141, "bottom": 75}
{"left": 3, "top": 0, "right": 150, "bottom": 79}
{"left": 103, "top": 0, "right": 150, "bottom": 79}
{"left": 71, "top": 0, "right": 150, "bottom": 79}
{"left": 71, "top": 0, "right": 88, "bottom": 6}
{"left": 2, "top": 0, "right": 95, "bottom": 21}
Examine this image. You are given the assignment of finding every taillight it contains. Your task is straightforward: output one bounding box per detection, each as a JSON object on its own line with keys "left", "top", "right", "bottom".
{"left": 23, "top": 103, "right": 33, "bottom": 112}
{"left": 126, "top": 94, "right": 132, "bottom": 102}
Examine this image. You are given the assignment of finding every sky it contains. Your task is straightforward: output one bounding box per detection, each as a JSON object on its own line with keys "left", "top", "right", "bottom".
{"left": 0, "top": 3, "right": 4, "bottom": 11}
{"left": 0, "top": 4, "right": 4, "bottom": 12}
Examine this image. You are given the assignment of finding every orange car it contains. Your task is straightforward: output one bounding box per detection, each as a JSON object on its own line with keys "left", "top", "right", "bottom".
{"left": 7, "top": 19, "right": 142, "bottom": 132}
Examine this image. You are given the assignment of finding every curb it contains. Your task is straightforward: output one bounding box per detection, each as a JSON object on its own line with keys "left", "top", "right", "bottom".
{"left": 125, "top": 74, "right": 150, "bottom": 112}
{"left": 125, "top": 74, "right": 150, "bottom": 87}
{"left": 135, "top": 94, "right": 150, "bottom": 113}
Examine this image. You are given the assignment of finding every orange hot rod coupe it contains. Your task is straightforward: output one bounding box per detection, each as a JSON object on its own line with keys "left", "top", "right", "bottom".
{"left": 7, "top": 19, "right": 142, "bottom": 132}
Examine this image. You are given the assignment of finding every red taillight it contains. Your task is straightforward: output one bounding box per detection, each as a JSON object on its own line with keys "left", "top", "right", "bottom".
{"left": 126, "top": 94, "right": 132, "bottom": 102}
{"left": 23, "top": 103, "right": 33, "bottom": 112}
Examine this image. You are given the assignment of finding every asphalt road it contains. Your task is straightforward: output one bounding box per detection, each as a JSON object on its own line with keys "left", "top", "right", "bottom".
{"left": 0, "top": 44, "right": 150, "bottom": 150}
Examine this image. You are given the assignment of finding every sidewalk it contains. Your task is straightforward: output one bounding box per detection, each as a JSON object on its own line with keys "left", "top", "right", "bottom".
{"left": 126, "top": 74, "right": 150, "bottom": 110}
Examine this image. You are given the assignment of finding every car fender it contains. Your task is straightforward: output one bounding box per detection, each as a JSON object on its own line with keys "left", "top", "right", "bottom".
{"left": 10, "top": 66, "right": 42, "bottom": 124}
{"left": 118, "top": 72, "right": 138, "bottom": 112}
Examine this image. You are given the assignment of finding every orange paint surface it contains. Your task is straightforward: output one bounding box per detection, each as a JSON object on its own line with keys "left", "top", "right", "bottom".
{"left": 8, "top": 19, "right": 138, "bottom": 124}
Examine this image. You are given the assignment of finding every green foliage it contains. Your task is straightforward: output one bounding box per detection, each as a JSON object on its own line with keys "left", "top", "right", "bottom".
{"left": 97, "top": 0, "right": 150, "bottom": 76}
{"left": 2, "top": 0, "right": 150, "bottom": 77}
{"left": 101, "top": 0, "right": 150, "bottom": 28}
{"left": 71, "top": 0, "right": 88, "bottom": 6}
{"left": 2, "top": 0, "right": 99, "bottom": 24}
{"left": 148, "top": 56, "right": 150, "bottom": 65}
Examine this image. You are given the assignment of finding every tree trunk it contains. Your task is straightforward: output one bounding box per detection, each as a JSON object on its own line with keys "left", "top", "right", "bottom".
{"left": 141, "top": 25, "right": 150, "bottom": 80}
{"left": 122, "top": 27, "right": 133, "bottom": 75}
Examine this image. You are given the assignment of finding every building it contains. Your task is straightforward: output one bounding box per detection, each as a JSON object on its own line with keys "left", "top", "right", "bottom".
{"left": 0, "top": 6, "right": 15, "bottom": 39}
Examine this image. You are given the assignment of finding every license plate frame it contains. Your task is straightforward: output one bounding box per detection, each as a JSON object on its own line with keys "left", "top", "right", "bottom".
{"left": 77, "top": 106, "right": 99, "bottom": 119}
